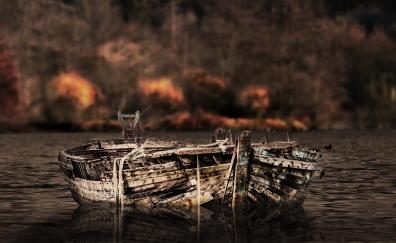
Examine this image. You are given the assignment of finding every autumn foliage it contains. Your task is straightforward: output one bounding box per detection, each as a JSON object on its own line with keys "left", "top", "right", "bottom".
{"left": 53, "top": 72, "right": 102, "bottom": 109}
{"left": 0, "top": 0, "right": 396, "bottom": 130}
{"left": 138, "top": 78, "right": 185, "bottom": 107}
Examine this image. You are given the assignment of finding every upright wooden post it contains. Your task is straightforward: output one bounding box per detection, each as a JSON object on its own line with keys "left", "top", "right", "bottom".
{"left": 196, "top": 155, "right": 201, "bottom": 206}
{"left": 221, "top": 144, "right": 237, "bottom": 205}
{"left": 231, "top": 130, "right": 251, "bottom": 243}
{"left": 232, "top": 130, "right": 252, "bottom": 209}
{"left": 196, "top": 155, "right": 201, "bottom": 242}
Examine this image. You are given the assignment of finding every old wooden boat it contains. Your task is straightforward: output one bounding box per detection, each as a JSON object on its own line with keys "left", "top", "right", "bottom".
{"left": 58, "top": 111, "right": 322, "bottom": 208}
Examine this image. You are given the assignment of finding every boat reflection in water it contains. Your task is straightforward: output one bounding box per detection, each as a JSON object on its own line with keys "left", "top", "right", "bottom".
{"left": 67, "top": 203, "right": 312, "bottom": 243}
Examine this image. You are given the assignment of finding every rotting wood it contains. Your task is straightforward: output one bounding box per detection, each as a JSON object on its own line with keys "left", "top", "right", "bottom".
{"left": 185, "top": 163, "right": 230, "bottom": 176}
{"left": 59, "top": 121, "right": 323, "bottom": 208}
{"left": 196, "top": 155, "right": 201, "bottom": 208}
{"left": 251, "top": 163, "right": 313, "bottom": 180}
{"left": 250, "top": 167, "right": 309, "bottom": 185}
{"left": 254, "top": 156, "right": 319, "bottom": 171}
{"left": 232, "top": 130, "right": 252, "bottom": 209}
{"left": 233, "top": 132, "right": 251, "bottom": 242}
{"left": 221, "top": 143, "right": 237, "bottom": 205}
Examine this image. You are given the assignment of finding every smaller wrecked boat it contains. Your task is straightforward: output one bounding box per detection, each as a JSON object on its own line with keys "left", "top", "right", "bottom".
{"left": 58, "top": 111, "right": 323, "bottom": 208}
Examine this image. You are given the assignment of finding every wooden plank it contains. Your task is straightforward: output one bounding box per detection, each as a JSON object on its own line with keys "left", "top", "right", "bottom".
{"left": 248, "top": 183, "right": 282, "bottom": 202}
{"left": 176, "top": 146, "right": 233, "bottom": 155}
{"left": 251, "top": 162, "right": 314, "bottom": 180}
{"left": 251, "top": 141, "right": 298, "bottom": 150}
{"left": 250, "top": 166, "right": 309, "bottom": 185}
{"left": 254, "top": 155, "right": 319, "bottom": 171}
{"left": 159, "top": 190, "right": 213, "bottom": 206}
{"left": 145, "top": 146, "right": 234, "bottom": 159}
{"left": 101, "top": 161, "right": 179, "bottom": 180}
{"left": 120, "top": 163, "right": 228, "bottom": 200}
{"left": 221, "top": 145, "right": 237, "bottom": 204}
{"left": 248, "top": 174, "right": 305, "bottom": 201}
{"left": 60, "top": 151, "right": 87, "bottom": 162}
{"left": 128, "top": 177, "right": 189, "bottom": 193}
{"left": 190, "top": 174, "right": 227, "bottom": 189}
{"left": 232, "top": 130, "right": 252, "bottom": 209}
{"left": 185, "top": 163, "right": 230, "bottom": 176}
{"left": 125, "top": 172, "right": 187, "bottom": 187}
{"left": 123, "top": 162, "right": 179, "bottom": 177}
{"left": 232, "top": 132, "right": 252, "bottom": 243}
{"left": 250, "top": 172, "right": 305, "bottom": 190}
{"left": 131, "top": 181, "right": 191, "bottom": 199}
{"left": 196, "top": 155, "right": 201, "bottom": 206}
{"left": 67, "top": 177, "right": 115, "bottom": 203}
{"left": 248, "top": 175, "right": 285, "bottom": 196}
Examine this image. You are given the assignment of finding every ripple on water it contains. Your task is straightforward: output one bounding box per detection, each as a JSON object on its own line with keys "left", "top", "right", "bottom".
{"left": 0, "top": 131, "right": 395, "bottom": 242}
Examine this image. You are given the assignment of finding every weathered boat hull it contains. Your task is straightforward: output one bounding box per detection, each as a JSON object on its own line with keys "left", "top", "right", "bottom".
{"left": 60, "top": 148, "right": 320, "bottom": 207}
{"left": 64, "top": 162, "right": 230, "bottom": 207}
{"left": 59, "top": 112, "right": 322, "bottom": 208}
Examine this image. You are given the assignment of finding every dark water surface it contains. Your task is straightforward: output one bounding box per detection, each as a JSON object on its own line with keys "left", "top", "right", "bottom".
{"left": 0, "top": 131, "right": 395, "bottom": 242}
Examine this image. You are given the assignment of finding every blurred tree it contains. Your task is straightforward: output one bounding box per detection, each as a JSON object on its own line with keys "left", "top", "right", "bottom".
{"left": 0, "top": 33, "right": 20, "bottom": 118}
{"left": 0, "top": 0, "right": 395, "bottom": 129}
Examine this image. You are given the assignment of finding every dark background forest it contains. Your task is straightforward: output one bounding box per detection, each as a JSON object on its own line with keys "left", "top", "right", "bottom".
{"left": 0, "top": 0, "right": 395, "bottom": 131}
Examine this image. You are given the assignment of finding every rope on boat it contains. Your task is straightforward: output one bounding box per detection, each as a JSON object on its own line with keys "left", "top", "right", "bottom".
{"left": 113, "top": 158, "right": 125, "bottom": 207}
{"left": 196, "top": 154, "right": 201, "bottom": 241}
{"left": 195, "top": 139, "right": 229, "bottom": 206}
{"left": 112, "top": 139, "right": 228, "bottom": 207}
{"left": 196, "top": 155, "right": 200, "bottom": 207}
{"left": 118, "top": 159, "right": 125, "bottom": 207}
{"left": 112, "top": 144, "right": 147, "bottom": 207}
{"left": 218, "top": 138, "right": 229, "bottom": 153}
{"left": 112, "top": 158, "right": 120, "bottom": 205}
